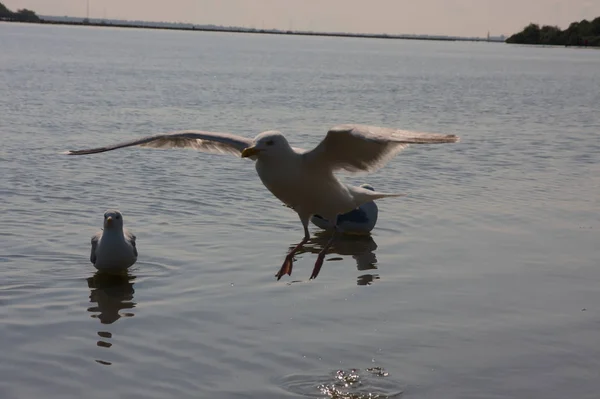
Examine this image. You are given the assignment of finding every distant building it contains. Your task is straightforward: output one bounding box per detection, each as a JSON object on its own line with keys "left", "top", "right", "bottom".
{"left": 488, "top": 34, "right": 506, "bottom": 42}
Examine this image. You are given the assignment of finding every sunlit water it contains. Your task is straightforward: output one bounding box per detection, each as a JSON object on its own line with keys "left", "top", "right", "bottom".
{"left": 1, "top": 22, "right": 599, "bottom": 399}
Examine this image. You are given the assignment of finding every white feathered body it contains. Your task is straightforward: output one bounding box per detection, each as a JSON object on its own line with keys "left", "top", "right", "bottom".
{"left": 92, "top": 228, "right": 137, "bottom": 271}
{"left": 256, "top": 152, "right": 399, "bottom": 222}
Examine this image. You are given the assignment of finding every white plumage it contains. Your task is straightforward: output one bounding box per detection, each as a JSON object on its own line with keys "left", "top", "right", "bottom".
{"left": 69, "top": 124, "right": 458, "bottom": 280}
{"left": 91, "top": 209, "right": 138, "bottom": 272}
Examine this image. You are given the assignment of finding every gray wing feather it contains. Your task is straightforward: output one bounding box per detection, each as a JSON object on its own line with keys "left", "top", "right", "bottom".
{"left": 304, "top": 124, "right": 459, "bottom": 174}
{"left": 90, "top": 232, "right": 101, "bottom": 264}
{"left": 125, "top": 230, "right": 138, "bottom": 258}
{"left": 66, "top": 130, "right": 254, "bottom": 157}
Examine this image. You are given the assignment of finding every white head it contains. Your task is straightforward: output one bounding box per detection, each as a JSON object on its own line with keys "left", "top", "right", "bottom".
{"left": 240, "top": 131, "right": 293, "bottom": 160}
{"left": 103, "top": 209, "right": 124, "bottom": 230}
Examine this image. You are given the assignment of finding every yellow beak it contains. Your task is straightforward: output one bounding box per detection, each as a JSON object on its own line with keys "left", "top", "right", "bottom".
{"left": 106, "top": 216, "right": 112, "bottom": 226}
{"left": 241, "top": 146, "right": 261, "bottom": 158}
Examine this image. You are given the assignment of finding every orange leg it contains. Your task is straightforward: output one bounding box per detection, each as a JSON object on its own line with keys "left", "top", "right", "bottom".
{"left": 309, "top": 226, "right": 338, "bottom": 280}
{"left": 275, "top": 220, "right": 310, "bottom": 280}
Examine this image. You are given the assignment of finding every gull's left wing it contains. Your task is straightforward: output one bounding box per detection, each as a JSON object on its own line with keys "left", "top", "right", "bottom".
{"left": 303, "top": 124, "right": 459, "bottom": 174}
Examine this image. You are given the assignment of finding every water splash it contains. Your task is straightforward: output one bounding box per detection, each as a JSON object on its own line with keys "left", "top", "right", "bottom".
{"left": 280, "top": 366, "right": 402, "bottom": 399}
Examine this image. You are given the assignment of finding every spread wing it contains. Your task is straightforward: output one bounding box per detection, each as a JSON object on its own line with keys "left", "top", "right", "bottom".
{"left": 303, "top": 124, "right": 459, "bottom": 174}
{"left": 65, "top": 130, "right": 254, "bottom": 158}
{"left": 90, "top": 232, "right": 101, "bottom": 264}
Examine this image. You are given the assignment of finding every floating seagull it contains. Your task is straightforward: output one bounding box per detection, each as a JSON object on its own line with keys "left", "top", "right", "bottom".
{"left": 68, "top": 124, "right": 458, "bottom": 280}
{"left": 91, "top": 210, "right": 138, "bottom": 272}
{"left": 311, "top": 183, "right": 379, "bottom": 235}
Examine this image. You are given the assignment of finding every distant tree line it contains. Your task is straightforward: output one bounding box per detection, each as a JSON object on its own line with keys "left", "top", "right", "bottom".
{"left": 506, "top": 17, "right": 600, "bottom": 47}
{"left": 0, "top": 1, "right": 40, "bottom": 22}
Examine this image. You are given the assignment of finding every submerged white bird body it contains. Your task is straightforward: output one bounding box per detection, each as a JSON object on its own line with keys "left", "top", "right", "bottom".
{"left": 91, "top": 210, "right": 138, "bottom": 271}
{"left": 68, "top": 124, "right": 459, "bottom": 280}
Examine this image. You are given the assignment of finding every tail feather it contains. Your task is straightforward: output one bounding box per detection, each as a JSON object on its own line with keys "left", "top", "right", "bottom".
{"left": 365, "top": 191, "right": 406, "bottom": 200}
{"left": 373, "top": 191, "right": 408, "bottom": 199}
{"left": 347, "top": 185, "right": 406, "bottom": 208}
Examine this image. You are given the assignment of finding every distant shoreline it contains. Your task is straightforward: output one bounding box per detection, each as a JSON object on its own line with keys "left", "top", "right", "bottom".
{"left": 3, "top": 18, "right": 502, "bottom": 43}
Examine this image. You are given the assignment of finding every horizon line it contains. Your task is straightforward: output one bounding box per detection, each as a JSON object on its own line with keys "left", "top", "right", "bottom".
{"left": 32, "top": 14, "right": 508, "bottom": 42}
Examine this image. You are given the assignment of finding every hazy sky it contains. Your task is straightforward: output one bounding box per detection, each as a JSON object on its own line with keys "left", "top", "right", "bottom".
{"left": 6, "top": 0, "right": 600, "bottom": 37}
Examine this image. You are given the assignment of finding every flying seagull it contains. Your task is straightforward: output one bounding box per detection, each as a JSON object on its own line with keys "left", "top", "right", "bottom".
{"left": 68, "top": 124, "right": 458, "bottom": 280}
{"left": 91, "top": 209, "right": 138, "bottom": 271}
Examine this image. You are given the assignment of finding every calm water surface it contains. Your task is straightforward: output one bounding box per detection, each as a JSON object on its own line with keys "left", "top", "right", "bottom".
{"left": 1, "top": 23, "right": 599, "bottom": 399}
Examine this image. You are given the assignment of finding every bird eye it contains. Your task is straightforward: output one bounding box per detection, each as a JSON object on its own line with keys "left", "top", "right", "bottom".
{"left": 266, "top": 140, "right": 274, "bottom": 146}
{"left": 116, "top": 215, "right": 121, "bottom": 220}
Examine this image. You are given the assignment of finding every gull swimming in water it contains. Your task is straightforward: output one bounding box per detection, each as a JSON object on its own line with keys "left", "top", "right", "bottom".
{"left": 91, "top": 210, "right": 138, "bottom": 272}
{"left": 67, "top": 124, "right": 458, "bottom": 280}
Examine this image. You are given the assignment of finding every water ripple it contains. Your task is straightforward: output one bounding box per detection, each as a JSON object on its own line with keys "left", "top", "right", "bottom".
{"left": 1, "top": 23, "right": 600, "bottom": 399}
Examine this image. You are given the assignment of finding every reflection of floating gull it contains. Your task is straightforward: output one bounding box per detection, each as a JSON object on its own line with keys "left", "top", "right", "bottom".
{"left": 311, "top": 184, "right": 378, "bottom": 235}
{"left": 87, "top": 271, "right": 136, "bottom": 324}
{"left": 90, "top": 210, "right": 138, "bottom": 271}
{"left": 87, "top": 272, "right": 136, "bottom": 366}
{"left": 67, "top": 124, "right": 458, "bottom": 280}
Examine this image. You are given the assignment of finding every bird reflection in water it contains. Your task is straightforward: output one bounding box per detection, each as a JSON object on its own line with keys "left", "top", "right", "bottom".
{"left": 290, "top": 232, "right": 380, "bottom": 285}
{"left": 86, "top": 271, "right": 136, "bottom": 365}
